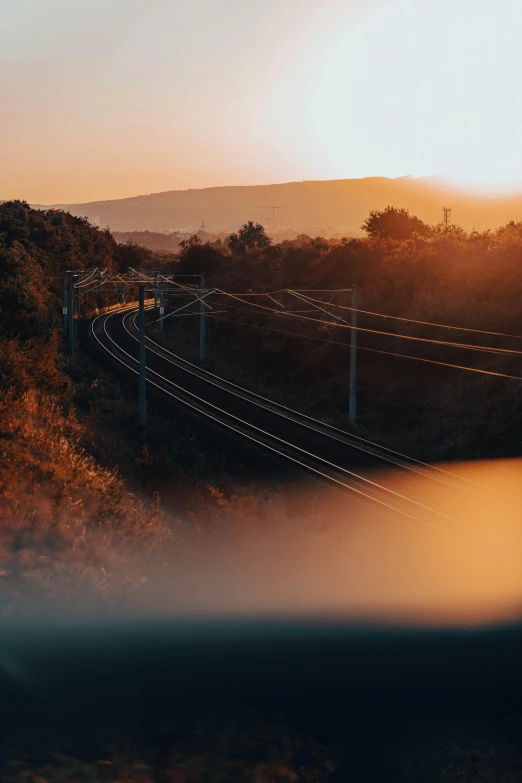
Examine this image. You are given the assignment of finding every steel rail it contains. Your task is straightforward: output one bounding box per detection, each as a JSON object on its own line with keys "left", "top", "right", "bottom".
{"left": 91, "top": 307, "right": 457, "bottom": 538}
{"left": 97, "top": 306, "right": 499, "bottom": 539}
{"left": 118, "top": 309, "right": 502, "bottom": 538}
{"left": 130, "top": 306, "right": 505, "bottom": 500}
{"left": 130, "top": 308, "right": 436, "bottom": 480}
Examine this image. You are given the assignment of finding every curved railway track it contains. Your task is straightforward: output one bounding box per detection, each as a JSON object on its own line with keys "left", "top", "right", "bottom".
{"left": 90, "top": 304, "right": 500, "bottom": 540}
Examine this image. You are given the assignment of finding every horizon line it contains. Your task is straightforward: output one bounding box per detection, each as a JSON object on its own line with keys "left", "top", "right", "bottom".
{"left": 24, "top": 174, "right": 522, "bottom": 210}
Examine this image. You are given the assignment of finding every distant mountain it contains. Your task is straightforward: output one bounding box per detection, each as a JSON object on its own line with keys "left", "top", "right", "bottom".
{"left": 34, "top": 177, "right": 522, "bottom": 234}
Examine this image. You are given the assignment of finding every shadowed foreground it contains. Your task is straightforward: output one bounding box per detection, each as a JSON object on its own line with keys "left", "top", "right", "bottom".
{"left": 3, "top": 618, "right": 522, "bottom": 781}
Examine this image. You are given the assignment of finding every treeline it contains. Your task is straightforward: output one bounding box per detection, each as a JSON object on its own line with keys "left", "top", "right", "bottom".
{"left": 0, "top": 201, "right": 285, "bottom": 617}
{"left": 173, "top": 210, "right": 522, "bottom": 333}
{"left": 161, "top": 210, "right": 522, "bottom": 458}
{"left": 2, "top": 198, "right": 522, "bottom": 459}
{"left": 0, "top": 200, "right": 152, "bottom": 396}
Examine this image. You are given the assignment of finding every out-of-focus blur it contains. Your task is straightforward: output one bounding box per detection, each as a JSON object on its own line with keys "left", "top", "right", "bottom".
{"left": 2, "top": 459, "right": 522, "bottom": 783}
{"left": 4, "top": 459, "right": 521, "bottom": 629}
{"left": 129, "top": 458, "right": 522, "bottom": 627}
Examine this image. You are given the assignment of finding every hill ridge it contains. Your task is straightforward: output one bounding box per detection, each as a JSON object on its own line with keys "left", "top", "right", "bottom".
{"left": 32, "top": 176, "right": 522, "bottom": 234}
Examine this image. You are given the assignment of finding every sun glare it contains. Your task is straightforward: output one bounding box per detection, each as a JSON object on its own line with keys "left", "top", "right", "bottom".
{"left": 306, "top": 0, "right": 522, "bottom": 190}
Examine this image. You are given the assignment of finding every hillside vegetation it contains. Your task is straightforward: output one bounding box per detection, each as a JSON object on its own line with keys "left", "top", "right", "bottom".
{"left": 0, "top": 202, "right": 261, "bottom": 617}
{"left": 160, "top": 210, "right": 522, "bottom": 460}
{"left": 0, "top": 202, "right": 161, "bottom": 613}
{"left": 2, "top": 200, "right": 522, "bottom": 617}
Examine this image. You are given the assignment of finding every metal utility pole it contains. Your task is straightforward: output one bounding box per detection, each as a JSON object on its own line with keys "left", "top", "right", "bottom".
{"left": 77, "top": 282, "right": 81, "bottom": 319}
{"left": 63, "top": 270, "right": 68, "bottom": 336}
{"left": 154, "top": 271, "right": 158, "bottom": 311}
{"left": 138, "top": 284, "right": 147, "bottom": 429}
{"left": 255, "top": 206, "right": 281, "bottom": 228}
{"left": 67, "top": 271, "right": 74, "bottom": 357}
{"left": 349, "top": 286, "right": 357, "bottom": 423}
{"left": 443, "top": 207, "right": 452, "bottom": 231}
{"left": 159, "top": 279, "right": 165, "bottom": 332}
{"left": 98, "top": 272, "right": 103, "bottom": 311}
{"left": 121, "top": 282, "right": 125, "bottom": 304}
{"left": 199, "top": 272, "right": 206, "bottom": 363}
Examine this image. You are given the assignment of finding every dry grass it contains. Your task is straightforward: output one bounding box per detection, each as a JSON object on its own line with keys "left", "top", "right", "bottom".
{"left": 0, "top": 389, "right": 178, "bottom": 617}
{"left": 0, "top": 377, "right": 296, "bottom": 618}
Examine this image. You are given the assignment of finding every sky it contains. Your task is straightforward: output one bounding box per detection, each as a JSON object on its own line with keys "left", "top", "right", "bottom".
{"left": 1, "top": 0, "right": 522, "bottom": 204}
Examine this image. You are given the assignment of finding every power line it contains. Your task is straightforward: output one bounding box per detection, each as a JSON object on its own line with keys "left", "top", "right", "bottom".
{"left": 141, "top": 308, "right": 515, "bottom": 499}
{"left": 74, "top": 268, "right": 109, "bottom": 289}
{"left": 206, "top": 313, "right": 522, "bottom": 380}
{"left": 293, "top": 291, "right": 522, "bottom": 341}
{"left": 213, "top": 290, "right": 522, "bottom": 358}
{"left": 69, "top": 272, "right": 522, "bottom": 356}
{"left": 147, "top": 289, "right": 216, "bottom": 326}
{"left": 165, "top": 299, "right": 319, "bottom": 316}
{"left": 195, "top": 286, "right": 522, "bottom": 342}
{"left": 254, "top": 205, "right": 281, "bottom": 227}
{"left": 73, "top": 267, "right": 99, "bottom": 287}
{"left": 94, "top": 308, "right": 459, "bottom": 538}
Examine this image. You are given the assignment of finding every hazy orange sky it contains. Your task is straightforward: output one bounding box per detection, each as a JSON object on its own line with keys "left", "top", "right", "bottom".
{"left": 2, "top": 0, "right": 522, "bottom": 205}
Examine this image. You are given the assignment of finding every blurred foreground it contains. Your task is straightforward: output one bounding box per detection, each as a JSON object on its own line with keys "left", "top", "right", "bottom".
{"left": 3, "top": 457, "right": 522, "bottom": 627}
{"left": 2, "top": 460, "right": 522, "bottom": 780}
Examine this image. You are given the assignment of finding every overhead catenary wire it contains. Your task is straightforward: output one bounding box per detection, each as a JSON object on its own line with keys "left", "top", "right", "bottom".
{"left": 124, "top": 312, "right": 495, "bottom": 540}
{"left": 93, "top": 309, "right": 459, "bottom": 539}
{"left": 76, "top": 273, "right": 522, "bottom": 341}
{"left": 73, "top": 267, "right": 100, "bottom": 288}
{"left": 160, "top": 276, "right": 200, "bottom": 291}
{"left": 292, "top": 291, "right": 522, "bottom": 341}
{"left": 74, "top": 268, "right": 109, "bottom": 289}
{"left": 287, "top": 289, "right": 350, "bottom": 324}
{"left": 264, "top": 293, "right": 285, "bottom": 308}
{"left": 76, "top": 270, "right": 184, "bottom": 294}
{"left": 75, "top": 281, "right": 522, "bottom": 513}
{"left": 80, "top": 273, "right": 522, "bottom": 358}
{"left": 213, "top": 290, "right": 522, "bottom": 358}
{"left": 206, "top": 312, "right": 522, "bottom": 380}
{"left": 140, "top": 304, "right": 516, "bottom": 501}
{"left": 164, "top": 299, "right": 319, "bottom": 315}
{"left": 161, "top": 278, "right": 214, "bottom": 310}
{"left": 106, "top": 304, "right": 509, "bottom": 539}
{"left": 219, "top": 287, "right": 522, "bottom": 341}
{"left": 201, "top": 286, "right": 522, "bottom": 345}
{"left": 75, "top": 272, "right": 124, "bottom": 293}
{"left": 220, "top": 289, "right": 349, "bottom": 296}
{"left": 147, "top": 289, "right": 216, "bottom": 325}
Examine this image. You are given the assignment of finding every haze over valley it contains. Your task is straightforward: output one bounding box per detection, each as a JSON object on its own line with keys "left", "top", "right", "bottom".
{"left": 34, "top": 176, "right": 522, "bottom": 236}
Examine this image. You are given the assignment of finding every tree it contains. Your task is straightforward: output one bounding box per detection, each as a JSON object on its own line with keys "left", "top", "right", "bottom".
{"left": 361, "top": 206, "right": 431, "bottom": 241}
{"left": 179, "top": 234, "right": 201, "bottom": 253}
{"left": 177, "top": 234, "right": 225, "bottom": 277}
{"left": 432, "top": 221, "right": 467, "bottom": 238}
{"left": 227, "top": 221, "right": 271, "bottom": 253}
{"left": 0, "top": 240, "right": 51, "bottom": 339}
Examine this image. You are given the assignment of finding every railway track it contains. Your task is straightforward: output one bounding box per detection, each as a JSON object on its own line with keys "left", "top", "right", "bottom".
{"left": 90, "top": 304, "right": 499, "bottom": 540}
